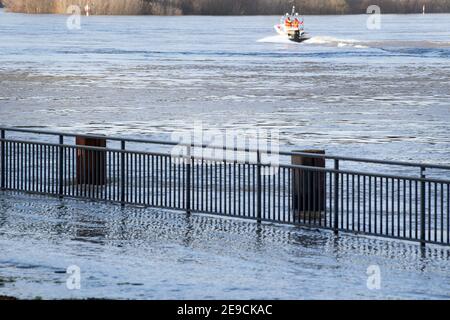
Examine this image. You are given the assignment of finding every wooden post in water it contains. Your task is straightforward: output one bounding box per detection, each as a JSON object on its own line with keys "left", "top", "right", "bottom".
{"left": 292, "top": 150, "right": 326, "bottom": 221}
{"left": 76, "top": 136, "right": 106, "bottom": 186}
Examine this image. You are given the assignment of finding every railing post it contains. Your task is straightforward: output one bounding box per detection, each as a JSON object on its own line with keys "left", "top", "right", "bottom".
{"left": 333, "top": 159, "right": 339, "bottom": 235}
{"left": 256, "top": 150, "right": 262, "bottom": 223}
{"left": 121, "top": 141, "right": 126, "bottom": 206}
{"left": 58, "top": 135, "right": 64, "bottom": 198}
{"left": 420, "top": 166, "right": 426, "bottom": 247}
{"left": 1, "top": 129, "right": 5, "bottom": 191}
{"left": 186, "top": 145, "right": 191, "bottom": 215}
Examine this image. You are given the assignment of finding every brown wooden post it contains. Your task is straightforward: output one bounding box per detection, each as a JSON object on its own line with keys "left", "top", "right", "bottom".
{"left": 292, "top": 150, "right": 326, "bottom": 217}
{"left": 76, "top": 136, "right": 106, "bottom": 185}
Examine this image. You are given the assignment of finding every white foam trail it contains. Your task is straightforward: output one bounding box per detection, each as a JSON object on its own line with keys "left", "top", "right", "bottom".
{"left": 304, "top": 36, "right": 368, "bottom": 48}
{"left": 257, "top": 35, "right": 293, "bottom": 44}
{"left": 258, "top": 35, "right": 369, "bottom": 48}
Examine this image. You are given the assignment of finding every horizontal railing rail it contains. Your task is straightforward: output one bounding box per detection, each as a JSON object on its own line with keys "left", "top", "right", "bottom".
{"left": 1, "top": 127, "right": 449, "bottom": 247}
{"left": 2, "top": 126, "right": 450, "bottom": 171}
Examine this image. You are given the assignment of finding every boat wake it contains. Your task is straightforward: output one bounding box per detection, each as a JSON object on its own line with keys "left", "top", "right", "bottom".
{"left": 257, "top": 35, "right": 369, "bottom": 48}
{"left": 257, "top": 35, "right": 293, "bottom": 44}
{"left": 258, "top": 35, "right": 450, "bottom": 54}
{"left": 304, "top": 36, "right": 369, "bottom": 49}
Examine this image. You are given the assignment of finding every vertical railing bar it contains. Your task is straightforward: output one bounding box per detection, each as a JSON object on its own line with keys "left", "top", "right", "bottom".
{"left": 356, "top": 174, "right": 360, "bottom": 231}
{"left": 380, "top": 177, "right": 383, "bottom": 235}
{"left": 409, "top": 179, "right": 412, "bottom": 239}
{"left": 151, "top": 154, "right": 155, "bottom": 206}
{"left": 69, "top": 145, "right": 73, "bottom": 196}
{"left": 11, "top": 142, "right": 14, "bottom": 190}
{"left": 46, "top": 144, "right": 49, "bottom": 194}
{"left": 368, "top": 176, "right": 372, "bottom": 233}
{"left": 95, "top": 146, "right": 99, "bottom": 199}
{"left": 420, "top": 167, "right": 426, "bottom": 246}
{"left": 21, "top": 143, "right": 24, "bottom": 192}
{"left": 18, "top": 142, "right": 20, "bottom": 191}
{"left": 415, "top": 180, "right": 418, "bottom": 240}
{"left": 51, "top": 144, "right": 54, "bottom": 194}
{"left": 434, "top": 182, "right": 437, "bottom": 243}
{"left": 333, "top": 159, "right": 339, "bottom": 234}
{"left": 0, "top": 129, "right": 5, "bottom": 191}
{"left": 386, "top": 177, "right": 389, "bottom": 235}
{"left": 186, "top": 146, "right": 191, "bottom": 215}
{"left": 313, "top": 171, "right": 316, "bottom": 225}
{"left": 134, "top": 153, "right": 137, "bottom": 204}
{"left": 308, "top": 171, "right": 312, "bottom": 224}
{"left": 214, "top": 161, "right": 217, "bottom": 213}
{"left": 17, "top": 142, "right": 20, "bottom": 191}
{"left": 428, "top": 181, "right": 431, "bottom": 242}
{"left": 440, "top": 183, "right": 444, "bottom": 244}
{"left": 66, "top": 145, "right": 69, "bottom": 197}
{"left": 363, "top": 175, "right": 366, "bottom": 232}
{"left": 165, "top": 155, "right": 168, "bottom": 207}
{"left": 238, "top": 162, "right": 242, "bottom": 216}
{"left": 205, "top": 160, "right": 209, "bottom": 212}
{"left": 283, "top": 167, "right": 286, "bottom": 223}
{"left": 374, "top": 177, "right": 378, "bottom": 234}
{"left": 278, "top": 167, "right": 281, "bottom": 222}
{"left": 301, "top": 168, "right": 305, "bottom": 225}
{"left": 288, "top": 167, "right": 291, "bottom": 223}
{"left": 161, "top": 155, "right": 163, "bottom": 207}
{"left": 11, "top": 142, "right": 17, "bottom": 190}
{"left": 86, "top": 148, "right": 90, "bottom": 199}
{"left": 322, "top": 171, "right": 326, "bottom": 227}
{"left": 74, "top": 147, "right": 78, "bottom": 198}
{"left": 58, "top": 135, "right": 64, "bottom": 198}
{"left": 328, "top": 171, "right": 332, "bottom": 228}
{"left": 25, "top": 143, "right": 29, "bottom": 193}
{"left": 351, "top": 174, "right": 355, "bottom": 231}
{"left": 256, "top": 151, "right": 262, "bottom": 223}
{"left": 265, "top": 170, "right": 268, "bottom": 220}
{"left": 177, "top": 156, "right": 181, "bottom": 209}
{"left": 447, "top": 183, "right": 449, "bottom": 244}
{"left": 120, "top": 141, "right": 126, "bottom": 206}
{"left": 346, "top": 173, "right": 349, "bottom": 230}
{"left": 229, "top": 162, "right": 232, "bottom": 216}
{"left": 340, "top": 170, "right": 344, "bottom": 229}
{"left": 251, "top": 163, "right": 254, "bottom": 218}
{"left": 402, "top": 179, "right": 405, "bottom": 238}
{"left": 391, "top": 177, "right": 395, "bottom": 236}
{"left": 17, "top": 142, "right": 21, "bottom": 191}
{"left": 395, "top": 178, "right": 399, "bottom": 237}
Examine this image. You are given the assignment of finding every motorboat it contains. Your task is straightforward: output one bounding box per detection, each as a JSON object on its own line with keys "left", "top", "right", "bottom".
{"left": 274, "top": 6, "right": 310, "bottom": 43}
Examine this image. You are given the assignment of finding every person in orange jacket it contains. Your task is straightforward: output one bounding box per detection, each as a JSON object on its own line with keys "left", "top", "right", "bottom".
{"left": 292, "top": 18, "right": 300, "bottom": 29}
{"left": 285, "top": 16, "right": 292, "bottom": 28}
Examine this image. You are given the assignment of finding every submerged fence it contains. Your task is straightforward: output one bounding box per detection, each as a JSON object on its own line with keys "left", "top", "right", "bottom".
{"left": 1, "top": 127, "right": 450, "bottom": 246}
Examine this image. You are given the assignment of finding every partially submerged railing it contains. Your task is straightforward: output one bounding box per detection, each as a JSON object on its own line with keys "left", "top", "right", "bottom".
{"left": 1, "top": 127, "right": 450, "bottom": 246}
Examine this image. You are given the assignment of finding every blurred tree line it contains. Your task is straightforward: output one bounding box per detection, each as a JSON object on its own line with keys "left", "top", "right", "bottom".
{"left": 3, "top": 0, "right": 450, "bottom": 14}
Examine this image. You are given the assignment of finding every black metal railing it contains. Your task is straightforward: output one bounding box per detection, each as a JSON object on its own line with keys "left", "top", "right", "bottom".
{"left": 1, "top": 127, "right": 450, "bottom": 247}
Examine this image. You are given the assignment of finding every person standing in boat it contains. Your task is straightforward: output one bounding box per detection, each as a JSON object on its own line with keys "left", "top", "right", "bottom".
{"left": 292, "top": 17, "right": 300, "bottom": 30}
{"left": 285, "top": 15, "right": 292, "bottom": 28}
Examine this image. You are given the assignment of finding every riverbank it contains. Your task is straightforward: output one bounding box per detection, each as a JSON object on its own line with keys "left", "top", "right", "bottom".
{"left": 0, "top": 296, "right": 18, "bottom": 300}
{"left": 3, "top": 0, "right": 450, "bottom": 15}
